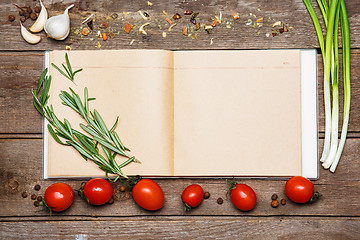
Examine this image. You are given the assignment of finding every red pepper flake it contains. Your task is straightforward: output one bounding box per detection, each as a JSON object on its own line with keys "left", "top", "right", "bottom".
{"left": 233, "top": 13, "right": 240, "bottom": 20}
{"left": 182, "top": 26, "right": 187, "bottom": 35}
{"left": 173, "top": 13, "right": 182, "bottom": 20}
{"left": 124, "top": 22, "right": 133, "bottom": 34}
{"left": 195, "top": 22, "right": 201, "bottom": 31}
{"left": 100, "top": 21, "right": 108, "bottom": 29}
{"left": 81, "top": 28, "right": 89, "bottom": 36}
{"left": 256, "top": 17, "right": 263, "bottom": 23}
{"left": 102, "top": 32, "right": 108, "bottom": 41}
{"left": 212, "top": 20, "right": 218, "bottom": 27}
{"left": 166, "top": 17, "right": 173, "bottom": 25}
{"left": 184, "top": 10, "right": 193, "bottom": 15}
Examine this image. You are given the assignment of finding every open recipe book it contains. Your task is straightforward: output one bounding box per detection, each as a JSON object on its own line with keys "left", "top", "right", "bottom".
{"left": 43, "top": 49, "right": 318, "bottom": 179}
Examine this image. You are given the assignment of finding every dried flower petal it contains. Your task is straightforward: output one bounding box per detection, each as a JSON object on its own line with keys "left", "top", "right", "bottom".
{"left": 124, "top": 22, "right": 133, "bottom": 34}
{"left": 212, "top": 20, "right": 218, "bottom": 27}
{"left": 173, "top": 13, "right": 182, "bottom": 20}
{"left": 256, "top": 17, "right": 263, "bottom": 23}
{"left": 166, "top": 17, "right": 172, "bottom": 25}
{"left": 182, "top": 26, "right": 187, "bottom": 35}
{"left": 168, "top": 23, "right": 177, "bottom": 31}
{"left": 102, "top": 32, "right": 108, "bottom": 41}
{"left": 233, "top": 13, "right": 240, "bottom": 20}
{"left": 82, "top": 27, "right": 89, "bottom": 36}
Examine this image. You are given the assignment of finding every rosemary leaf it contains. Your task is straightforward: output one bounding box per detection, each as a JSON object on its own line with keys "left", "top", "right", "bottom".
{"left": 118, "top": 156, "right": 135, "bottom": 168}
{"left": 51, "top": 63, "right": 71, "bottom": 81}
{"left": 48, "top": 124, "right": 66, "bottom": 145}
{"left": 110, "top": 116, "right": 119, "bottom": 133}
{"left": 93, "top": 109, "right": 110, "bottom": 138}
{"left": 93, "top": 136, "right": 127, "bottom": 157}
{"left": 65, "top": 53, "right": 73, "bottom": 74}
{"left": 62, "top": 63, "right": 72, "bottom": 79}
{"left": 37, "top": 68, "right": 48, "bottom": 93}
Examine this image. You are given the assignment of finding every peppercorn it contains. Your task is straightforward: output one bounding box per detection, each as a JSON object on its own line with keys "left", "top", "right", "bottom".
{"left": 108, "top": 198, "right": 114, "bottom": 204}
{"left": 19, "top": 10, "right": 25, "bottom": 16}
{"left": 271, "top": 194, "right": 278, "bottom": 200}
{"left": 271, "top": 200, "right": 279, "bottom": 208}
{"left": 30, "top": 13, "right": 37, "bottom": 20}
{"left": 31, "top": 194, "right": 37, "bottom": 200}
{"left": 24, "top": 12, "right": 30, "bottom": 19}
{"left": 119, "top": 186, "right": 126, "bottom": 192}
{"left": 37, "top": 196, "right": 42, "bottom": 201}
{"left": 34, "top": 201, "right": 40, "bottom": 207}
{"left": 204, "top": 192, "right": 210, "bottom": 199}
{"left": 20, "top": 16, "right": 26, "bottom": 22}
{"left": 217, "top": 198, "right": 223, "bottom": 204}
{"left": 34, "top": 6, "right": 41, "bottom": 13}
{"left": 22, "top": 191, "right": 28, "bottom": 198}
{"left": 281, "top": 199, "right": 287, "bottom": 205}
{"left": 26, "top": 7, "right": 32, "bottom": 14}
{"left": 8, "top": 15, "right": 15, "bottom": 22}
{"left": 34, "top": 184, "right": 41, "bottom": 191}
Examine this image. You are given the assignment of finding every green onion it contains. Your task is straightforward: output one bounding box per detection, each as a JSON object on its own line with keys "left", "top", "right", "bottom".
{"left": 303, "top": 0, "right": 351, "bottom": 172}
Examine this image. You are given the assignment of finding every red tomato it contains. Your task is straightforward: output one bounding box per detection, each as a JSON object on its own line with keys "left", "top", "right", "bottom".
{"left": 285, "top": 176, "right": 320, "bottom": 203}
{"left": 132, "top": 179, "right": 164, "bottom": 211}
{"left": 82, "top": 178, "right": 113, "bottom": 205}
{"left": 230, "top": 183, "right": 256, "bottom": 211}
{"left": 44, "top": 183, "right": 74, "bottom": 212}
{"left": 182, "top": 184, "right": 204, "bottom": 210}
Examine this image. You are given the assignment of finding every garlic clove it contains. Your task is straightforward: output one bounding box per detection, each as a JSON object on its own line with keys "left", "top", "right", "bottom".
{"left": 44, "top": 4, "right": 74, "bottom": 40}
{"left": 30, "top": 0, "right": 48, "bottom": 33}
{"left": 20, "top": 23, "right": 41, "bottom": 44}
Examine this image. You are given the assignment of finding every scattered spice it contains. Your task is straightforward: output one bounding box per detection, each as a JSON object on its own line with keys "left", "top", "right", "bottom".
{"left": 173, "top": 13, "right": 182, "bottom": 20}
{"left": 166, "top": 17, "right": 172, "bottom": 25}
{"left": 272, "top": 21, "right": 282, "bottom": 27}
{"left": 108, "top": 197, "right": 114, "bottom": 204}
{"left": 31, "top": 194, "right": 37, "bottom": 200}
{"left": 233, "top": 13, "right": 240, "bottom": 20}
{"left": 138, "top": 10, "right": 149, "bottom": 20}
{"left": 34, "top": 184, "right": 41, "bottom": 191}
{"left": 111, "top": 13, "right": 118, "bottom": 19}
{"left": 119, "top": 186, "right": 126, "bottom": 192}
{"left": 124, "top": 22, "right": 133, "bottom": 34}
{"left": 20, "top": 16, "right": 26, "bottom": 22}
{"left": 271, "top": 194, "right": 278, "bottom": 200}
{"left": 82, "top": 27, "right": 89, "bottom": 36}
{"left": 108, "top": 31, "right": 115, "bottom": 39}
{"left": 190, "top": 12, "right": 199, "bottom": 25}
{"left": 129, "top": 39, "right": 135, "bottom": 45}
{"left": 34, "top": 6, "right": 41, "bottom": 13}
{"left": 204, "top": 192, "right": 210, "bottom": 199}
{"left": 26, "top": 6, "right": 32, "bottom": 14}
{"left": 19, "top": 10, "right": 25, "bottom": 16}
{"left": 168, "top": 23, "right": 177, "bottom": 31}
{"left": 162, "top": 32, "right": 167, "bottom": 38}
{"left": 102, "top": 32, "right": 108, "bottom": 41}
{"left": 34, "top": 200, "right": 40, "bottom": 207}
{"left": 100, "top": 21, "right": 108, "bottom": 29}
{"left": 163, "top": 10, "right": 167, "bottom": 15}
{"left": 139, "top": 22, "right": 150, "bottom": 35}
{"left": 212, "top": 20, "right": 218, "bottom": 27}
{"left": 8, "top": 15, "right": 15, "bottom": 22}
{"left": 195, "top": 22, "right": 201, "bottom": 31}
{"left": 22, "top": 192, "right": 28, "bottom": 198}
{"left": 66, "top": 45, "right": 72, "bottom": 50}
{"left": 182, "top": 27, "right": 187, "bottom": 35}
{"left": 87, "top": 20, "right": 94, "bottom": 30}
{"left": 281, "top": 199, "right": 287, "bottom": 205}
{"left": 30, "top": 13, "right": 37, "bottom": 20}
{"left": 37, "top": 196, "right": 42, "bottom": 201}
{"left": 184, "top": 10, "right": 193, "bottom": 15}
{"left": 204, "top": 25, "right": 213, "bottom": 34}
{"left": 271, "top": 200, "right": 279, "bottom": 208}
{"left": 147, "top": 1, "right": 153, "bottom": 6}
{"left": 256, "top": 17, "right": 263, "bottom": 23}
{"left": 217, "top": 198, "right": 223, "bottom": 204}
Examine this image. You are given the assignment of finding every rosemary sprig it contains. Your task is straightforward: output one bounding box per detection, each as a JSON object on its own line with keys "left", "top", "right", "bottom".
{"left": 32, "top": 68, "right": 136, "bottom": 181}
{"left": 51, "top": 53, "right": 83, "bottom": 82}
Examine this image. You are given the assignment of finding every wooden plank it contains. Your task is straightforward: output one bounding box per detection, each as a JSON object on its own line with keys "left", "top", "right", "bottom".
{"left": 1, "top": 138, "right": 359, "bottom": 217}
{"left": 0, "top": 217, "right": 359, "bottom": 239}
{"left": 1, "top": 0, "right": 359, "bottom": 50}
{"left": 1, "top": 51, "right": 360, "bottom": 134}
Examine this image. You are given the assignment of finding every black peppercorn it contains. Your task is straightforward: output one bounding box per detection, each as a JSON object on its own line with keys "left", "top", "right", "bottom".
{"left": 22, "top": 191, "right": 28, "bottom": 198}
{"left": 34, "top": 6, "right": 41, "bottom": 13}
{"left": 20, "top": 16, "right": 26, "bottom": 22}
{"left": 281, "top": 199, "right": 287, "bottom": 205}
{"left": 24, "top": 12, "right": 30, "bottom": 19}
{"left": 31, "top": 194, "right": 37, "bottom": 200}
{"left": 108, "top": 198, "right": 114, "bottom": 204}
{"left": 26, "top": 7, "right": 32, "bottom": 14}
{"left": 19, "top": 10, "right": 25, "bottom": 16}
{"left": 34, "top": 184, "right": 41, "bottom": 191}
{"left": 271, "top": 194, "right": 278, "bottom": 200}
{"left": 8, "top": 15, "right": 15, "bottom": 22}
{"left": 119, "top": 186, "right": 126, "bottom": 192}
{"left": 204, "top": 192, "right": 210, "bottom": 199}
{"left": 217, "top": 198, "right": 223, "bottom": 204}
{"left": 37, "top": 196, "right": 42, "bottom": 201}
{"left": 30, "top": 13, "right": 37, "bottom": 20}
{"left": 34, "top": 201, "right": 40, "bottom": 207}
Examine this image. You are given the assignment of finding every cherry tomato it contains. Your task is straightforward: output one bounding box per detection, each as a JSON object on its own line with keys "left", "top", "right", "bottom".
{"left": 132, "top": 179, "right": 164, "bottom": 211}
{"left": 182, "top": 184, "right": 204, "bottom": 211}
{"left": 81, "top": 178, "right": 113, "bottom": 205}
{"left": 230, "top": 183, "right": 256, "bottom": 211}
{"left": 44, "top": 183, "right": 74, "bottom": 212}
{"left": 285, "top": 176, "right": 320, "bottom": 203}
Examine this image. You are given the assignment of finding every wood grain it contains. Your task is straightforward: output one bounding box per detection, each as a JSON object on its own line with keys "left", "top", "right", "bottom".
{"left": 1, "top": 138, "right": 359, "bottom": 217}
{"left": 0, "top": 217, "right": 359, "bottom": 240}
{"left": 1, "top": 0, "right": 360, "bottom": 51}
{"left": 1, "top": 50, "right": 360, "bottom": 134}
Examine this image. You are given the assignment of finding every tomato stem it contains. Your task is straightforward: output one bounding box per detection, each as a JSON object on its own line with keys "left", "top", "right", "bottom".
{"left": 41, "top": 199, "right": 53, "bottom": 216}
{"left": 184, "top": 202, "right": 192, "bottom": 212}
{"left": 75, "top": 182, "right": 90, "bottom": 204}
{"left": 226, "top": 179, "right": 237, "bottom": 198}
{"left": 310, "top": 191, "right": 322, "bottom": 203}
{"left": 126, "top": 175, "right": 142, "bottom": 190}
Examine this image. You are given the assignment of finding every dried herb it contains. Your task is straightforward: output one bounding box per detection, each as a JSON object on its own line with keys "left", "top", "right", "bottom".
{"left": 51, "top": 53, "right": 83, "bottom": 82}
{"left": 190, "top": 12, "right": 199, "bottom": 25}
{"left": 173, "top": 13, "right": 182, "bottom": 20}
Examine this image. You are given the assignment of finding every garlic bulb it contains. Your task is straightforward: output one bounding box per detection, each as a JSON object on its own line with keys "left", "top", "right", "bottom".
{"left": 44, "top": 4, "right": 74, "bottom": 40}
{"left": 20, "top": 23, "right": 41, "bottom": 44}
{"left": 30, "top": 0, "right": 48, "bottom": 33}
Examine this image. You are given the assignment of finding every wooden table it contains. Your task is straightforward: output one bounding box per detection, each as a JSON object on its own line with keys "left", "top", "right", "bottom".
{"left": 1, "top": 0, "right": 359, "bottom": 239}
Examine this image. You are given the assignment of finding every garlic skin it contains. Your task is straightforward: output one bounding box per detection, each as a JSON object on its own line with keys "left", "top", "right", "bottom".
{"left": 30, "top": 0, "right": 48, "bottom": 33}
{"left": 44, "top": 4, "right": 74, "bottom": 40}
{"left": 20, "top": 23, "right": 41, "bottom": 44}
